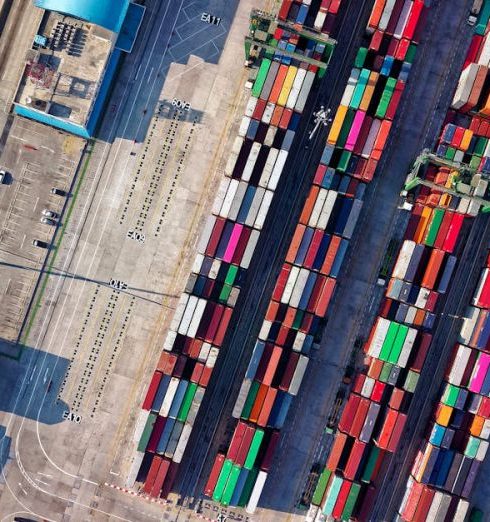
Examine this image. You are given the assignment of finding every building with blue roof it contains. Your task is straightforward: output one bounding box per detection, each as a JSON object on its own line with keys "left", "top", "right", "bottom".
{"left": 13, "top": 0, "right": 144, "bottom": 138}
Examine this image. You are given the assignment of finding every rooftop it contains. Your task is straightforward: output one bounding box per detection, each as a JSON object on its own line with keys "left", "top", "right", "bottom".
{"left": 14, "top": 11, "right": 114, "bottom": 126}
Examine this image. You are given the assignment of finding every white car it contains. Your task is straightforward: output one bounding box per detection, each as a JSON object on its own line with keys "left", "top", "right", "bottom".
{"left": 0, "top": 170, "right": 6, "bottom": 183}
{"left": 42, "top": 209, "right": 58, "bottom": 219}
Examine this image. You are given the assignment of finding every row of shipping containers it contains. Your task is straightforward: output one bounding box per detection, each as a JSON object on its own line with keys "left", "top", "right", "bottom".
{"left": 130, "top": 1, "right": 338, "bottom": 501}
{"left": 204, "top": 0, "right": 431, "bottom": 514}
{"left": 397, "top": 256, "right": 490, "bottom": 521}
{"left": 314, "top": 5, "right": 490, "bottom": 521}
{"left": 278, "top": 0, "right": 343, "bottom": 36}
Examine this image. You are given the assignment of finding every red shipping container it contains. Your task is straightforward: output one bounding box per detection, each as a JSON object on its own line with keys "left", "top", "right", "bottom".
{"left": 395, "top": 38, "right": 410, "bottom": 61}
{"left": 451, "top": 126, "right": 465, "bottom": 149}
{"left": 255, "top": 343, "right": 274, "bottom": 382}
{"left": 315, "top": 277, "right": 336, "bottom": 316}
{"left": 173, "top": 354, "right": 187, "bottom": 378}
{"left": 273, "top": 264, "right": 292, "bottom": 301}
{"left": 150, "top": 458, "right": 170, "bottom": 498}
{"left": 286, "top": 224, "right": 306, "bottom": 263}
{"left": 257, "top": 386, "right": 278, "bottom": 426}
{"left": 280, "top": 352, "right": 300, "bottom": 391}
{"left": 326, "top": 431, "right": 348, "bottom": 470}
{"left": 279, "top": 108, "right": 293, "bottom": 129}
{"left": 443, "top": 212, "right": 464, "bottom": 253}
{"left": 236, "top": 426, "right": 255, "bottom": 466}
{"left": 265, "top": 300, "right": 280, "bottom": 322}
{"left": 189, "top": 339, "right": 203, "bottom": 359}
{"left": 276, "top": 324, "right": 290, "bottom": 346}
{"left": 368, "top": 358, "right": 384, "bottom": 379}
{"left": 352, "top": 373, "right": 366, "bottom": 394}
{"left": 205, "top": 217, "right": 226, "bottom": 257}
{"left": 402, "top": 0, "right": 424, "bottom": 40}
{"left": 205, "top": 454, "right": 225, "bottom": 496}
{"left": 300, "top": 311, "right": 315, "bottom": 333}
{"left": 389, "top": 388, "right": 405, "bottom": 411}
{"left": 307, "top": 274, "right": 327, "bottom": 312}
{"left": 147, "top": 416, "right": 166, "bottom": 453}
{"left": 350, "top": 397, "right": 370, "bottom": 438}
{"left": 232, "top": 226, "right": 252, "bottom": 265}
{"left": 344, "top": 440, "right": 366, "bottom": 480}
{"left": 371, "top": 380, "right": 386, "bottom": 403}
{"left": 401, "top": 480, "right": 424, "bottom": 521}
{"left": 283, "top": 306, "right": 297, "bottom": 328}
{"left": 214, "top": 306, "right": 232, "bottom": 347}
{"left": 338, "top": 394, "right": 361, "bottom": 433}
{"left": 156, "top": 352, "right": 178, "bottom": 375}
{"left": 142, "top": 371, "right": 163, "bottom": 410}
{"left": 263, "top": 346, "right": 283, "bottom": 386}
{"left": 377, "top": 408, "right": 399, "bottom": 449}
{"left": 206, "top": 304, "right": 225, "bottom": 343}
{"left": 386, "top": 82, "right": 405, "bottom": 120}
{"left": 411, "top": 333, "right": 432, "bottom": 372}
{"left": 304, "top": 229, "right": 324, "bottom": 268}
{"left": 143, "top": 456, "right": 163, "bottom": 494}
{"left": 413, "top": 486, "right": 435, "bottom": 522}
{"left": 369, "top": 29, "right": 383, "bottom": 52}
{"left": 278, "top": 0, "right": 292, "bottom": 20}
{"left": 332, "top": 480, "right": 352, "bottom": 519}
{"left": 314, "top": 164, "right": 328, "bottom": 185}
{"left": 270, "top": 105, "right": 284, "bottom": 127}
{"left": 478, "top": 396, "right": 490, "bottom": 418}
{"left": 252, "top": 98, "right": 267, "bottom": 120}
{"left": 260, "top": 430, "right": 280, "bottom": 471}
{"left": 228, "top": 421, "right": 247, "bottom": 461}
{"left": 362, "top": 158, "right": 378, "bottom": 181}
{"left": 199, "top": 365, "right": 212, "bottom": 387}
{"left": 353, "top": 115, "right": 374, "bottom": 155}
{"left": 433, "top": 210, "right": 453, "bottom": 250}
{"left": 300, "top": 186, "right": 320, "bottom": 225}
{"left": 160, "top": 460, "right": 179, "bottom": 498}
{"left": 191, "top": 362, "right": 204, "bottom": 383}
{"left": 387, "top": 412, "right": 407, "bottom": 452}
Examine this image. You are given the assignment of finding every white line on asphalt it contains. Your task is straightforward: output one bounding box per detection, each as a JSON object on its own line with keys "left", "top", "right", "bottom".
{"left": 20, "top": 235, "right": 25, "bottom": 250}
{"left": 147, "top": 67, "right": 154, "bottom": 84}
{"left": 33, "top": 197, "right": 39, "bottom": 212}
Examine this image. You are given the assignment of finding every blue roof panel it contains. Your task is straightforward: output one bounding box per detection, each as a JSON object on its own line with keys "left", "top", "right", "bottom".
{"left": 33, "top": 0, "right": 130, "bottom": 33}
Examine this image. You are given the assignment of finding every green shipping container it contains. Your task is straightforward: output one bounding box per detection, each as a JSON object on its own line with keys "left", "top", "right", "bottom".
{"left": 445, "top": 147, "right": 456, "bottom": 160}
{"left": 387, "top": 324, "right": 409, "bottom": 364}
{"left": 470, "top": 154, "right": 482, "bottom": 170}
{"left": 312, "top": 469, "right": 332, "bottom": 506}
{"left": 252, "top": 59, "right": 272, "bottom": 97}
{"left": 354, "top": 48, "right": 368, "bottom": 68}
{"left": 404, "top": 369, "right": 419, "bottom": 393}
{"left": 221, "top": 464, "right": 242, "bottom": 506}
{"left": 241, "top": 380, "right": 260, "bottom": 419}
{"left": 474, "top": 137, "right": 488, "bottom": 156}
{"left": 244, "top": 429, "right": 265, "bottom": 470}
{"left": 476, "top": 0, "right": 490, "bottom": 35}
{"left": 219, "top": 283, "right": 233, "bottom": 302}
{"left": 361, "top": 446, "right": 380, "bottom": 483}
{"left": 225, "top": 265, "right": 238, "bottom": 286}
{"left": 350, "top": 69, "right": 370, "bottom": 109}
{"left": 177, "top": 382, "right": 198, "bottom": 422}
{"left": 425, "top": 208, "right": 445, "bottom": 247}
{"left": 405, "top": 44, "right": 417, "bottom": 64}
{"left": 322, "top": 475, "right": 343, "bottom": 515}
{"left": 465, "top": 436, "right": 480, "bottom": 459}
{"left": 379, "top": 322, "right": 400, "bottom": 361}
{"left": 341, "top": 482, "right": 362, "bottom": 521}
{"left": 375, "top": 78, "right": 396, "bottom": 119}
{"left": 293, "top": 309, "right": 304, "bottom": 330}
{"left": 337, "top": 108, "right": 356, "bottom": 148}
{"left": 441, "top": 383, "right": 459, "bottom": 407}
{"left": 137, "top": 412, "right": 157, "bottom": 452}
{"left": 213, "top": 459, "right": 233, "bottom": 501}
{"left": 337, "top": 150, "right": 352, "bottom": 173}
{"left": 379, "top": 362, "right": 393, "bottom": 383}
{"left": 238, "top": 467, "right": 259, "bottom": 507}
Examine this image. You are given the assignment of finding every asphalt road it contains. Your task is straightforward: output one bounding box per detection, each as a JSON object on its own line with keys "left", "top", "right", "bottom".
{"left": 174, "top": 0, "right": 379, "bottom": 505}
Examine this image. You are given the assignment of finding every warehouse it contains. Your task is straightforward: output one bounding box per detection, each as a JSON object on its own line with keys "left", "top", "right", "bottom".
{"left": 12, "top": 0, "right": 144, "bottom": 138}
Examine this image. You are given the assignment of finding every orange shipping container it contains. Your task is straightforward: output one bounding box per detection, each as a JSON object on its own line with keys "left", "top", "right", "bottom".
{"left": 263, "top": 346, "right": 282, "bottom": 385}
{"left": 470, "top": 414, "right": 485, "bottom": 436}
{"left": 270, "top": 105, "right": 284, "bottom": 126}
{"left": 265, "top": 300, "right": 280, "bottom": 322}
{"left": 300, "top": 186, "right": 320, "bottom": 225}
{"left": 368, "top": 0, "right": 386, "bottom": 29}
{"left": 371, "top": 119, "right": 392, "bottom": 160}
{"left": 326, "top": 431, "right": 348, "bottom": 470}
{"left": 269, "top": 64, "right": 289, "bottom": 104}
{"left": 359, "top": 72, "right": 379, "bottom": 112}
{"left": 413, "top": 309, "right": 426, "bottom": 327}
{"left": 257, "top": 386, "right": 278, "bottom": 427}
{"left": 377, "top": 408, "right": 398, "bottom": 449}
{"left": 413, "top": 206, "right": 432, "bottom": 243}
{"left": 436, "top": 403, "right": 453, "bottom": 427}
{"left": 462, "top": 65, "right": 487, "bottom": 112}
{"left": 421, "top": 249, "right": 445, "bottom": 289}
{"left": 157, "top": 352, "right": 178, "bottom": 375}
{"left": 321, "top": 235, "right": 341, "bottom": 274}
{"left": 315, "top": 277, "right": 336, "bottom": 316}
{"left": 286, "top": 224, "right": 306, "bottom": 263}
{"left": 249, "top": 383, "right": 269, "bottom": 423}
{"left": 368, "top": 358, "right": 384, "bottom": 379}
{"left": 283, "top": 306, "right": 297, "bottom": 328}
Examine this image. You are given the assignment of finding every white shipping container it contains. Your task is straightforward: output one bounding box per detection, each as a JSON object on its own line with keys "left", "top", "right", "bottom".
{"left": 187, "top": 386, "right": 205, "bottom": 426}
{"left": 435, "top": 493, "right": 451, "bottom": 521}
{"left": 262, "top": 102, "right": 275, "bottom": 124}
{"left": 212, "top": 177, "right": 230, "bottom": 215}
{"left": 238, "top": 116, "right": 251, "bottom": 137}
{"left": 481, "top": 418, "right": 490, "bottom": 439}
{"left": 295, "top": 71, "right": 315, "bottom": 113}
{"left": 198, "top": 342, "right": 212, "bottom": 363}
{"left": 219, "top": 178, "right": 240, "bottom": 219}
{"left": 268, "top": 149, "right": 289, "bottom": 191}
{"left": 245, "top": 187, "right": 266, "bottom": 228}
{"left": 453, "top": 500, "right": 470, "bottom": 522}
{"left": 379, "top": 0, "right": 397, "bottom": 31}
{"left": 191, "top": 254, "right": 205, "bottom": 276}
{"left": 228, "top": 286, "right": 240, "bottom": 307}
{"left": 264, "top": 126, "right": 277, "bottom": 147}
{"left": 178, "top": 295, "right": 199, "bottom": 335}
{"left": 448, "top": 344, "right": 471, "bottom": 386}
{"left": 254, "top": 189, "right": 274, "bottom": 230}
{"left": 361, "top": 376, "right": 376, "bottom": 398}
{"left": 232, "top": 136, "right": 244, "bottom": 155}
{"left": 160, "top": 377, "right": 180, "bottom": 417}
{"left": 126, "top": 451, "right": 145, "bottom": 487}
{"left": 246, "top": 470, "right": 268, "bottom": 514}
{"left": 240, "top": 229, "right": 260, "bottom": 269}
{"left": 459, "top": 306, "right": 479, "bottom": 344}
{"left": 308, "top": 188, "right": 329, "bottom": 228}
{"left": 289, "top": 268, "right": 310, "bottom": 308}
{"left": 393, "top": 240, "right": 416, "bottom": 280}
{"left": 457, "top": 196, "right": 470, "bottom": 214}
{"left": 289, "top": 355, "right": 308, "bottom": 395}
{"left": 242, "top": 142, "right": 262, "bottom": 182}
{"left": 197, "top": 215, "right": 216, "bottom": 254}
{"left": 258, "top": 319, "right": 272, "bottom": 342}
{"left": 393, "top": 0, "right": 413, "bottom": 39}
{"left": 317, "top": 190, "right": 337, "bottom": 230}
{"left": 163, "top": 329, "right": 177, "bottom": 351}
{"left": 209, "top": 258, "right": 221, "bottom": 279}
{"left": 398, "top": 477, "right": 414, "bottom": 516}
{"left": 245, "top": 96, "right": 258, "bottom": 117}
{"left": 306, "top": 504, "right": 319, "bottom": 522}
{"left": 171, "top": 293, "right": 190, "bottom": 331}
{"left": 340, "top": 68, "right": 361, "bottom": 106}
{"left": 452, "top": 64, "right": 479, "bottom": 110}
{"left": 369, "top": 317, "right": 391, "bottom": 358}
{"left": 468, "top": 199, "right": 481, "bottom": 217}
{"left": 286, "top": 68, "right": 307, "bottom": 109}
{"left": 478, "top": 32, "right": 490, "bottom": 67}
{"left": 313, "top": 10, "right": 326, "bottom": 30}
{"left": 405, "top": 306, "right": 417, "bottom": 325}
{"left": 186, "top": 298, "right": 207, "bottom": 338}
{"left": 228, "top": 181, "right": 249, "bottom": 222}
{"left": 206, "top": 346, "right": 220, "bottom": 368}
{"left": 133, "top": 410, "right": 150, "bottom": 444}
{"left": 233, "top": 378, "right": 252, "bottom": 418}
{"left": 281, "top": 266, "right": 301, "bottom": 304}
{"left": 425, "top": 491, "right": 444, "bottom": 522}
{"left": 415, "top": 287, "right": 430, "bottom": 309}
{"left": 293, "top": 331, "right": 306, "bottom": 352}
{"left": 476, "top": 439, "right": 489, "bottom": 461}
{"left": 397, "top": 328, "right": 418, "bottom": 368}
{"left": 172, "top": 423, "right": 193, "bottom": 463}
{"left": 259, "top": 148, "right": 280, "bottom": 188}
{"left": 453, "top": 150, "right": 465, "bottom": 163}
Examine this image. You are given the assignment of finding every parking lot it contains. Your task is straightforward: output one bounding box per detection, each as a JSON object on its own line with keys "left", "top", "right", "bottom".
{"left": 0, "top": 117, "right": 83, "bottom": 349}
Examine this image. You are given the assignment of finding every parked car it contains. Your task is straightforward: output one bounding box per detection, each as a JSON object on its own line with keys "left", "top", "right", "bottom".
{"left": 0, "top": 170, "right": 6, "bottom": 184}
{"left": 42, "top": 209, "right": 58, "bottom": 219}
{"left": 41, "top": 217, "right": 56, "bottom": 226}
{"left": 32, "top": 239, "right": 48, "bottom": 248}
{"left": 51, "top": 187, "right": 67, "bottom": 196}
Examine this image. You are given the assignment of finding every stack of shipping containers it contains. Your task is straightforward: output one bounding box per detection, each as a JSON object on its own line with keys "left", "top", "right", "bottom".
{"left": 204, "top": 0, "right": 430, "bottom": 514}
{"left": 131, "top": 2, "right": 336, "bottom": 500}
{"left": 312, "top": 3, "right": 490, "bottom": 521}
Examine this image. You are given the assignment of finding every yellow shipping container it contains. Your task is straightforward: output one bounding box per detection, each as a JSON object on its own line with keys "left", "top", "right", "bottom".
{"left": 414, "top": 444, "right": 433, "bottom": 483}
{"left": 413, "top": 206, "right": 432, "bottom": 243}
{"left": 460, "top": 129, "right": 473, "bottom": 151}
{"left": 470, "top": 415, "right": 484, "bottom": 437}
{"left": 277, "top": 66, "right": 298, "bottom": 107}
{"left": 436, "top": 404, "right": 453, "bottom": 427}
{"left": 359, "top": 71, "right": 379, "bottom": 112}
{"left": 327, "top": 105, "right": 348, "bottom": 146}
